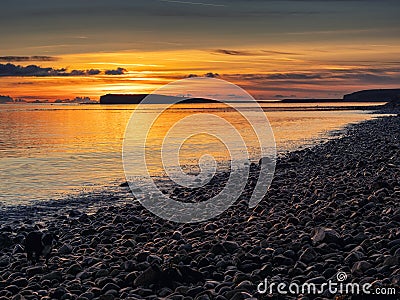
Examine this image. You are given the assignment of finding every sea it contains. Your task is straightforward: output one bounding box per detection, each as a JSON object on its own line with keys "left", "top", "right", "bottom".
{"left": 0, "top": 102, "right": 384, "bottom": 206}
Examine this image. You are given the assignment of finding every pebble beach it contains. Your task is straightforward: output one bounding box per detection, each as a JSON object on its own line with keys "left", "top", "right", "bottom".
{"left": 0, "top": 114, "right": 399, "bottom": 300}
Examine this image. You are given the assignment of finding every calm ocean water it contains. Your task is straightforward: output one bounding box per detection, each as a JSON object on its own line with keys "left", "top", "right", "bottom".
{"left": 0, "top": 103, "right": 381, "bottom": 205}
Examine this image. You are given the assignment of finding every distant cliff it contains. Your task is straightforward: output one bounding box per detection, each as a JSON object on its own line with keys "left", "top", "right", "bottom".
{"left": 99, "top": 94, "right": 217, "bottom": 104}
{"left": 343, "top": 89, "right": 400, "bottom": 101}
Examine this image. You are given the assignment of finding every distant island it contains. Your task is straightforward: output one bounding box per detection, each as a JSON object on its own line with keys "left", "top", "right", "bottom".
{"left": 100, "top": 88, "right": 400, "bottom": 104}
{"left": 0, "top": 95, "right": 14, "bottom": 103}
{"left": 3, "top": 88, "right": 399, "bottom": 105}
{"left": 99, "top": 94, "right": 218, "bottom": 104}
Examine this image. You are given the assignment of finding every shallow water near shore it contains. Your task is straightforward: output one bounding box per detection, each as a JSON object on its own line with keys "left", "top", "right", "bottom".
{"left": 0, "top": 102, "right": 384, "bottom": 206}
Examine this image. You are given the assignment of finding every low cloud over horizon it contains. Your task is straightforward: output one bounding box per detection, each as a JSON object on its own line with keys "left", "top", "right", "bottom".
{"left": 104, "top": 67, "right": 127, "bottom": 75}
{"left": 211, "top": 49, "right": 301, "bottom": 56}
{"left": 0, "top": 63, "right": 126, "bottom": 77}
{"left": 0, "top": 56, "right": 58, "bottom": 62}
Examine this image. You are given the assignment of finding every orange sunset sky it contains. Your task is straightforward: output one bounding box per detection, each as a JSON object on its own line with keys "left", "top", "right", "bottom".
{"left": 1, "top": 0, "right": 399, "bottom": 101}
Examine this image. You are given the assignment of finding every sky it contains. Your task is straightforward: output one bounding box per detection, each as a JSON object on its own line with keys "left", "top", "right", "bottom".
{"left": 1, "top": 0, "right": 399, "bottom": 100}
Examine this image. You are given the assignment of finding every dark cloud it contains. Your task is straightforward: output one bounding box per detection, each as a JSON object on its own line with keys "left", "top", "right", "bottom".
{"left": 230, "top": 73, "right": 322, "bottom": 80}
{"left": 69, "top": 69, "right": 102, "bottom": 76}
{"left": 0, "top": 63, "right": 101, "bottom": 77}
{"left": 274, "top": 94, "right": 297, "bottom": 98}
{"left": 212, "top": 49, "right": 258, "bottom": 56}
{"left": 212, "top": 49, "right": 301, "bottom": 56}
{"left": 187, "top": 72, "right": 220, "bottom": 78}
{"left": 87, "top": 69, "right": 101, "bottom": 75}
{"left": 0, "top": 56, "right": 58, "bottom": 62}
{"left": 262, "top": 50, "right": 301, "bottom": 55}
{"left": 105, "top": 67, "right": 127, "bottom": 75}
{"left": 226, "top": 67, "right": 400, "bottom": 83}
{"left": 204, "top": 72, "right": 220, "bottom": 78}
{"left": 267, "top": 73, "right": 322, "bottom": 80}
{"left": 223, "top": 68, "right": 400, "bottom": 96}
{"left": 16, "top": 81, "right": 35, "bottom": 85}
{"left": 159, "top": 0, "right": 225, "bottom": 7}
{"left": 0, "top": 63, "right": 66, "bottom": 76}
{"left": 69, "top": 70, "right": 86, "bottom": 76}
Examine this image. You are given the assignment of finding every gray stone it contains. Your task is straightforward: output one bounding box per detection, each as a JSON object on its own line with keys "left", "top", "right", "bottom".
{"left": 312, "top": 227, "right": 341, "bottom": 244}
{"left": 67, "top": 264, "right": 82, "bottom": 275}
{"left": 58, "top": 244, "right": 73, "bottom": 255}
{"left": 134, "top": 265, "right": 160, "bottom": 286}
{"left": 0, "top": 256, "right": 10, "bottom": 268}
{"left": 102, "top": 283, "right": 120, "bottom": 293}
{"left": 299, "top": 248, "right": 317, "bottom": 263}
{"left": 383, "top": 256, "right": 398, "bottom": 266}
{"left": 223, "top": 241, "right": 241, "bottom": 253}
{"left": 42, "top": 271, "right": 63, "bottom": 281}
{"left": 352, "top": 261, "right": 373, "bottom": 276}
{"left": 26, "top": 266, "right": 44, "bottom": 277}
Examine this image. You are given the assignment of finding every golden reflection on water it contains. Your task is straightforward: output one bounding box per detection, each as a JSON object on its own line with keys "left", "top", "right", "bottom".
{"left": 0, "top": 103, "right": 380, "bottom": 204}
{"left": 141, "top": 102, "right": 263, "bottom": 176}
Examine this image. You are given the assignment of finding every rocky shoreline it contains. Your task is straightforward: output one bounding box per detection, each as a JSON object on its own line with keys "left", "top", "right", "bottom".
{"left": 0, "top": 115, "right": 399, "bottom": 300}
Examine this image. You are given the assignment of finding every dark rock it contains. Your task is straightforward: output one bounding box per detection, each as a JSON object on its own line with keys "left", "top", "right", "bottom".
{"left": 228, "top": 291, "right": 253, "bottom": 300}
{"left": 26, "top": 266, "right": 44, "bottom": 277}
{"left": 158, "top": 287, "right": 173, "bottom": 297}
{"left": 186, "top": 286, "right": 205, "bottom": 297}
{"left": 79, "top": 292, "right": 95, "bottom": 300}
{"left": 0, "top": 233, "right": 12, "bottom": 250}
{"left": 344, "top": 250, "right": 364, "bottom": 264}
{"left": 95, "top": 269, "right": 109, "bottom": 278}
{"left": 299, "top": 247, "right": 317, "bottom": 263}
{"left": 99, "top": 295, "right": 115, "bottom": 300}
{"left": 312, "top": 227, "right": 341, "bottom": 245}
{"left": 352, "top": 261, "right": 373, "bottom": 276}
{"left": 82, "top": 228, "right": 97, "bottom": 236}
{"left": 13, "top": 278, "right": 28, "bottom": 288}
{"left": 195, "top": 294, "right": 211, "bottom": 300}
{"left": 171, "top": 231, "right": 182, "bottom": 240}
{"left": 58, "top": 244, "right": 73, "bottom": 254}
{"left": 0, "top": 257, "right": 9, "bottom": 268}
{"left": 134, "top": 265, "right": 161, "bottom": 287}
{"left": 12, "top": 244, "right": 24, "bottom": 254}
{"left": 102, "top": 283, "right": 120, "bottom": 293}
{"left": 211, "top": 243, "right": 226, "bottom": 255}
{"left": 68, "top": 209, "right": 81, "bottom": 218}
{"left": 112, "top": 215, "right": 123, "bottom": 224}
{"left": 179, "top": 265, "right": 204, "bottom": 284}
{"left": 124, "top": 271, "right": 137, "bottom": 284}
{"left": 273, "top": 254, "right": 294, "bottom": 266}
{"left": 383, "top": 256, "right": 398, "bottom": 266}
{"left": 67, "top": 264, "right": 82, "bottom": 275}
{"left": 236, "top": 280, "right": 253, "bottom": 291}
{"left": 305, "top": 276, "right": 326, "bottom": 284}
{"left": 77, "top": 271, "right": 91, "bottom": 280}
{"left": 222, "top": 241, "right": 241, "bottom": 253}
{"left": 51, "top": 287, "right": 68, "bottom": 299}
{"left": 42, "top": 271, "right": 63, "bottom": 281}
{"left": 5, "top": 285, "right": 20, "bottom": 294}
